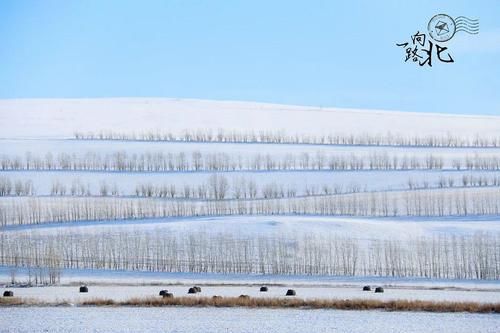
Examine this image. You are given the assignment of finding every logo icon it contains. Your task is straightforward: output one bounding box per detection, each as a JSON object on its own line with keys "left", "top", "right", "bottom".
{"left": 397, "top": 13, "right": 479, "bottom": 67}
{"left": 428, "top": 14, "right": 455, "bottom": 42}
{"left": 427, "top": 14, "right": 479, "bottom": 43}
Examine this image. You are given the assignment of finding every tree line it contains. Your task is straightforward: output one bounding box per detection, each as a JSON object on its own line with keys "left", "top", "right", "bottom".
{"left": 3, "top": 151, "right": 500, "bottom": 172}
{"left": 74, "top": 129, "right": 500, "bottom": 148}
{"left": 1, "top": 230, "right": 498, "bottom": 280}
{"left": 4, "top": 174, "right": 500, "bottom": 201}
{"left": 0, "top": 178, "right": 35, "bottom": 196}
{"left": 2, "top": 187, "right": 500, "bottom": 226}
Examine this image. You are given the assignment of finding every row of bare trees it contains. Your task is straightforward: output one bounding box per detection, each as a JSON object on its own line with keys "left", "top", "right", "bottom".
{"left": 406, "top": 174, "right": 500, "bottom": 190}
{"left": 0, "top": 178, "right": 35, "bottom": 196}
{"left": 7, "top": 266, "right": 61, "bottom": 286}
{"left": 133, "top": 175, "right": 364, "bottom": 200}
{"left": 49, "top": 179, "right": 119, "bottom": 197}
{"left": 1, "top": 231, "right": 498, "bottom": 279}
{"left": 74, "top": 129, "right": 500, "bottom": 148}
{"left": 4, "top": 174, "right": 500, "bottom": 199}
{"left": 4, "top": 174, "right": 500, "bottom": 200}
{"left": 4, "top": 151, "right": 500, "bottom": 172}
{"left": 2, "top": 188, "right": 500, "bottom": 226}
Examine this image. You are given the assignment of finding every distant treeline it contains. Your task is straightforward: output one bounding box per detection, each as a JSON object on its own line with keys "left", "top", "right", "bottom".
{"left": 4, "top": 174, "right": 500, "bottom": 200}
{"left": 3, "top": 151, "right": 500, "bottom": 172}
{"left": 74, "top": 129, "right": 500, "bottom": 148}
{"left": 2, "top": 188, "right": 500, "bottom": 226}
{"left": 0, "top": 178, "right": 35, "bottom": 196}
{"left": 2, "top": 230, "right": 498, "bottom": 280}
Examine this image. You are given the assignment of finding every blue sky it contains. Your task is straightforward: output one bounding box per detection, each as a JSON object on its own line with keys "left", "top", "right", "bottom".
{"left": 0, "top": 0, "right": 499, "bottom": 114}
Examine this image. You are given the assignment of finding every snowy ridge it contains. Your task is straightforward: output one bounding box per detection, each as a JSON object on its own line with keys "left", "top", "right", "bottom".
{"left": 1, "top": 98, "right": 500, "bottom": 138}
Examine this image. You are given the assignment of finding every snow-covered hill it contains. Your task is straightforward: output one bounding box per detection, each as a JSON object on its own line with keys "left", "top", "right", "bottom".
{"left": 1, "top": 98, "right": 500, "bottom": 283}
{"left": 1, "top": 98, "right": 500, "bottom": 138}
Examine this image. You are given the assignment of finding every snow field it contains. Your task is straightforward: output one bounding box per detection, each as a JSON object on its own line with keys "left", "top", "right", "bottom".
{"left": 2, "top": 307, "right": 499, "bottom": 333}
{"left": 2, "top": 98, "right": 500, "bottom": 139}
{"left": 2, "top": 284, "right": 500, "bottom": 304}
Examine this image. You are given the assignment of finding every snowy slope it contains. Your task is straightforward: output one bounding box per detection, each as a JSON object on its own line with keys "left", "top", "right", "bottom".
{"left": 1, "top": 98, "right": 500, "bottom": 138}
{"left": 4, "top": 215, "right": 499, "bottom": 241}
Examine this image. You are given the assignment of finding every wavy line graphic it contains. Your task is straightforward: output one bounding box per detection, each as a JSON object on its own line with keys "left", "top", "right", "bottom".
{"left": 456, "top": 29, "right": 479, "bottom": 35}
{"left": 456, "top": 22, "right": 479, "bottom": 26}
{"left": 455, "top": 16, "right": 478, "bottom": 21}
{"left": 454, "top": 16, "right": 479, "bottom": 35}
{"left": 456, "top": 23, "right": 479, "bottom": 28}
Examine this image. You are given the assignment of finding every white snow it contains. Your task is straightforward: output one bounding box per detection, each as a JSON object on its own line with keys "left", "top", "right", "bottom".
{"left": 1, "top": 266, "right": 498, "bottom": 287}
{"left": 1, "top": 98, "right": 500, "bottom": 139}
{"left": 2, "top": 307, "right": 499, "bottom": 333}
{"left": 3, "top": 215, "right": 500, "bottom": 242}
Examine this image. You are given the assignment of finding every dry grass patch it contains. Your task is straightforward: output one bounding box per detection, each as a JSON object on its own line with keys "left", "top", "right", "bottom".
{"left": 0, "top": 297, "right": 27, "bottom": 306}
{"left": 0, "top": 297, "right": 67, "bottom": 306}
{"left": 86, "top": 296, "right": 500, "bottom": 313}
{"left": 81, "top": 298, "right": 115, "bottom": 306}
{"left": 2, "top": 296, "right": 499, "bottom": 313}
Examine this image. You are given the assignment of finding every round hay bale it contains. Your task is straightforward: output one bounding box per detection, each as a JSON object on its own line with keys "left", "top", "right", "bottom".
{"left": 285, "top": 289, "right": 296, "bottom": 296}
{"left": 3, "top": 290, "right": 14, "bottom": 297}
{"left": 212, "top": 295, "right": 222, "bottom": 300}
{"left": 374, "top": 287, "right": 384, "bottom": 293}
{"left": 260, "top": 286, "right": 268, "bottom": 292}
{"left": 193, "top": 286, "right": 201, "bottom": 293}
{"left": 159, "top": 290, "right": 168, "bottom": 296}
{"left": 187, "top": 287, "right": 197, "bottom": 294}
{"left": 239, "top": 294, "right": 250, "bottom": 299}
{"left": 163, "top": 292, "right": 174, "bottom": 298}
{"left": 362, "top": 285, "right": 371, "bottom": 291}
{"left": 79, "top": 286, "right": 88, "bottom": 293}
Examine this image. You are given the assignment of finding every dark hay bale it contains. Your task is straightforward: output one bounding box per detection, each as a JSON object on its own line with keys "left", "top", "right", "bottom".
{"left": 3, "top": 291, "right": 14, "bottom": 297}
{"left": 193, "top": 286, "right": 201, "bottom": 293}
{"left": 362, "top": 285, "right": 371, "bottom": 291}
{"left": 212, "top": 295, "right": 222, "bottom": 300}
{"left": 260, "top": 286, "right": 268, "bottom": 292}
{"left": 374, "top": 287, "right": 384, "bottom": 293}
{"left": 187, "top": 287, "right": 197, "bottom": 294}
{"left": 285, "top": 289, "right": 296, "bottom": 296}
{"left": 163, "top": 292, "right": 174, "bottom": 298}
{"left": 79, "top": 286, "right": 88, "bottom": 293}
{"left": 159, "top": 290, "right": 168, "bottom": 296}
{"left": 239, "top": 294, "right": 250, "bottom": 299}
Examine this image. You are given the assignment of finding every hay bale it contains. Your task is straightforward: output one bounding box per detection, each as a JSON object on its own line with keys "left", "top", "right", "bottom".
{"left": 159, "top": 290, "right": 168, "bottom": 296}
{"left": 193, "top": 286, "right": 201, "bottom": 293}
{"left": 239, "top": 294, "right": 250, "bottom": 299}
{"left": 163, "top": 292, "right": 174, "bottom": 298}
{"left": 3, "top": 290, "right": 14, "bottom": 297}
{"left": 285, "top": 289, "right": 296, "bottom": 296}
{"left": 187, "top": 287, "right": 197, "bottom": 294}
{"left": 362, "top": 285, "right": 371, "bottom": 291}
{"left": 260, "top": 286, "right": 268, "bottom": 292}
{"left": 79, "top": 286, "right": 88, "bottom": 293}
{"left": 212, "top": 295, "right": 222, "bottom": 300}
{"left": 374, "top": 287, "right": 384, "bottom": 293}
